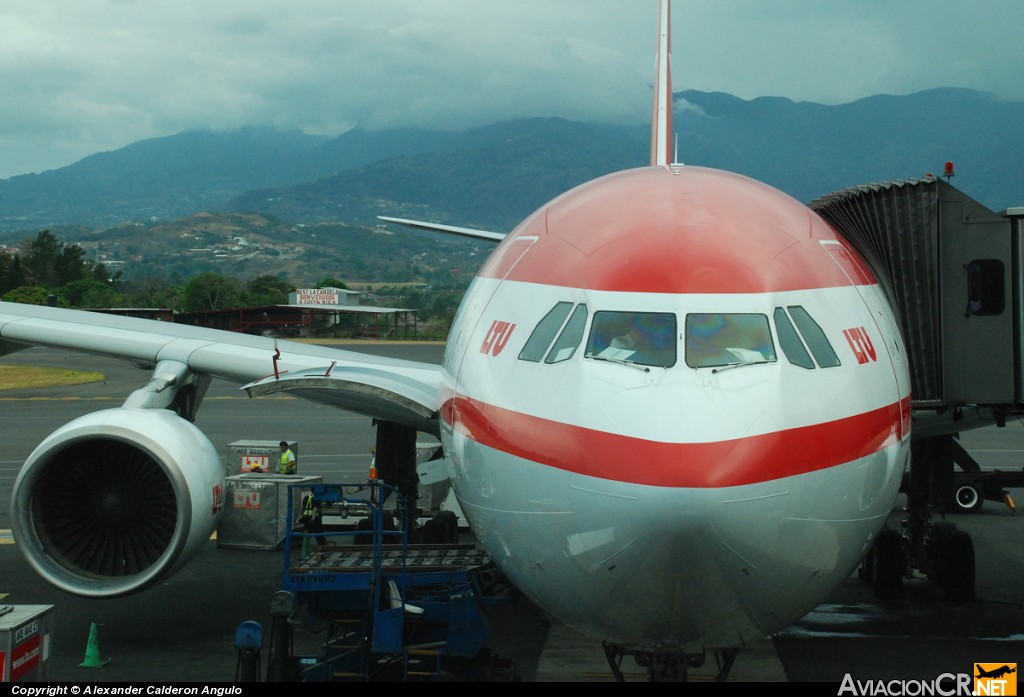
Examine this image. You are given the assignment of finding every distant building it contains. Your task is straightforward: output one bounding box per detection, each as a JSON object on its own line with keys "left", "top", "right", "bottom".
{"left": 91, "top": 308, "right": 175, "bottom": 322}
{"left": 175, "top": 287, "right": 418, "bottom": 339}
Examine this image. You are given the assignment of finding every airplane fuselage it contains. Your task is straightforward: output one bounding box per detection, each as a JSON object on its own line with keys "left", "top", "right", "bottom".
{"left": 439, "top": 165, "right": 911, "bottom": 651}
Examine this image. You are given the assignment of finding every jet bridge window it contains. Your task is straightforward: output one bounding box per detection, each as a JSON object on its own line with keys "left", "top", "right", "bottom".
{"left": 586, "top": 311, "right": 677, "bottom": 367}
{"left": 966, "top": 259, "right": 1004, "bottom": 316}
{"left": 684, "top": 313, "right": 776, "bottom": 368}
{"left": 772, "top": 306, "right": 840, "bottom": 369}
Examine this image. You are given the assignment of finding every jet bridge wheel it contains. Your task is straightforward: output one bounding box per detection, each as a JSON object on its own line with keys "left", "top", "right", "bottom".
{"left": 871, "top": 527, "right": 905, "bottom": 600}
{"left": 953, "top": 483, "right": 984, "bottom": 513}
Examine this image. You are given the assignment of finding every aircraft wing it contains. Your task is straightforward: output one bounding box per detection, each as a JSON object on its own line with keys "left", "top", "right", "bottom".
{"left": 0, "top": 300, "right": 443, "bottom": 434}
{"left": 377, "top": 216, "right": 506, "bottom": 242}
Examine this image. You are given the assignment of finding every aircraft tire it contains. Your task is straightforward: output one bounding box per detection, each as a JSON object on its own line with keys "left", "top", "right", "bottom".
{"left": 942, "top": 530, "right": 976, "bottom": 602}
{"left": 872, "top": 528, "right": 904, "bottom": 600}
{"left": 953, "top": 484, "right": 984, "bottom": 513}
{"left": 926, "top": 519, "right": 958, "bottom": 585}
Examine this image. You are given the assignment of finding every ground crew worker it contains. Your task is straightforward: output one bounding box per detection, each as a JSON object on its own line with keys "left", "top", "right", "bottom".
{"left": 278, "top": 441, "right": 296, "bottom": 474}
{"left": 301, "top": 493, "right": 326, "bottom": 547}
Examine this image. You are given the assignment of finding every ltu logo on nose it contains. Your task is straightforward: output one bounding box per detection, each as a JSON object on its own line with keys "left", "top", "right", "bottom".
{"left": 974, "top": 663, "right": 1017, "bottom": 696}
{"left": 480, "top": 320, "right": 516, "bottom": 357}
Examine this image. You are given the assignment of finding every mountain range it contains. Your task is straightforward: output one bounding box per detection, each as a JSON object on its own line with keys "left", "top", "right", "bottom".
{"left": 0, "top": 87, "right": 1020, "bottom": 241}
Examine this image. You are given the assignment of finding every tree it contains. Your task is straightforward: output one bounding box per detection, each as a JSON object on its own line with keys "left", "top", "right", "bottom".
{"left": 2, "top": 285, "right": 53, "bottom": 305}
{"left": 316, "top": 276, "right": 348, "bottom": 290}
{"left": 14, "top": 230, "right": 117, "bottom": 303}
{"left": 0, "top": 252, "right": 27, "bottom": 296}
{"left": 120, "top": 275, "right": 183, "bottom": 310}
{"left": 374, "top": 283, "right": 463, "bottom": 338}
{"left": 59, "top": 278, "right": 122, "bottom": 308}
{"left": 21, "top": 230, "right": 89, "bottom": 288}
{"left": 182, "top": 272, "right": 244, "bottom": 312}
{"left": 245, "top": 275, "right": 293, "bottom": 306}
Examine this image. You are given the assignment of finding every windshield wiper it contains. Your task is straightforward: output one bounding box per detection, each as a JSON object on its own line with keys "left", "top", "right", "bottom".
{"left": 589, "top": 354, "right": 651, "bottom": 372}
{"left": 711, "top": 359, "right": 774, "bottom": 374}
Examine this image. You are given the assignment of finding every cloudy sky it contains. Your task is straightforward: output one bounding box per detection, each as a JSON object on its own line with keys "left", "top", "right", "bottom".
{"left": 1, "top": 0, "right": 1022, "bottom": 180}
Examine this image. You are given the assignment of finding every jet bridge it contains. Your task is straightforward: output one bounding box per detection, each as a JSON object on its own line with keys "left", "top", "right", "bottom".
{"left": 809, "top": 175, "right": 1024, "bottom": 427}
{"left": 808, "top": 173, "right": 1024, "bottom": 600}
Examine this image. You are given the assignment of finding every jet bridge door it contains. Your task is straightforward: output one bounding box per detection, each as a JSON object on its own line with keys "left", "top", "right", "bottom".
{"left": 939, "top": 200, "right": 1013, "bottom": 404}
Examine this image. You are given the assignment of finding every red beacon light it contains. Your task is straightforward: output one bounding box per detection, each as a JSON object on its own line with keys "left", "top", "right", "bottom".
{"left": 942, "top": 161, "right": 955, "bottom": 181}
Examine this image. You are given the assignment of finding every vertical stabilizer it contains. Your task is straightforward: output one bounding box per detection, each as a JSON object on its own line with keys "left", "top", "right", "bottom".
{"left": 650, "top": 0, "right": 673, "bottom": 166}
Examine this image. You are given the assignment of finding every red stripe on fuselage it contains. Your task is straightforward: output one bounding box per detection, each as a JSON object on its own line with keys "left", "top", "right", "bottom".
{"left": 443, "top": 396, "right": 909, "bottom": 488}
{"left": 478, "top": 166, "right": 876, "bottom": 295}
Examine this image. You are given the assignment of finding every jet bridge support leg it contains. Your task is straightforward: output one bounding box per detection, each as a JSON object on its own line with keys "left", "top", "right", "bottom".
{"left": 372, "top": 420, "right": 420, "bottom": 536}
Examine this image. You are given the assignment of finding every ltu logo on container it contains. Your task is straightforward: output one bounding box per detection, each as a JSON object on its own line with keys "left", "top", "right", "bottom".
{"left": 975, "top": 664, "right": 1017, "bottom": 696}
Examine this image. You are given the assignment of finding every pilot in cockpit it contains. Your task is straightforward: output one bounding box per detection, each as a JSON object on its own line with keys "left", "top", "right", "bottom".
{"left": 610, "top": 321, "right": 645, "bottom": 351}
{"left": 597, "top": 312, "right": 676, "bottom": 367}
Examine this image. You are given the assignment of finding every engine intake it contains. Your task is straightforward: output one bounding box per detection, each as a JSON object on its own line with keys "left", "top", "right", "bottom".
{"left": 11, "top": 408, "right": 224, "bottom": 597}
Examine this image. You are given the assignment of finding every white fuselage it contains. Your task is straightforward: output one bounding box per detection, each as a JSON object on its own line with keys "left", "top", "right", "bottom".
{"left": 438, "top": 165, "right": 911, "bottom": 652}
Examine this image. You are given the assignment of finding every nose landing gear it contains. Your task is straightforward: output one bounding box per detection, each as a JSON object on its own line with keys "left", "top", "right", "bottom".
{"left": 603, "top": 642, "right": 738, "bottom": 682}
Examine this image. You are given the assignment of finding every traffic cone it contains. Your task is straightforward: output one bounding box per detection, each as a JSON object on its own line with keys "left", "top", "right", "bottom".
{"left": 79, "top": 622, "right": 110, "bottom": 668}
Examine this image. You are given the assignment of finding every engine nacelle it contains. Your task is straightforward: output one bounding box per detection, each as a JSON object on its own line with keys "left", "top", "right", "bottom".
{"left": 11, "top": 408, "right": 225, "bottom": 598}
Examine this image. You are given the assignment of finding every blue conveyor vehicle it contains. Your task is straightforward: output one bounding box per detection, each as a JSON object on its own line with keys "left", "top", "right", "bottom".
{"left": 266, "top": 480, "right": 516, "bottom": 682}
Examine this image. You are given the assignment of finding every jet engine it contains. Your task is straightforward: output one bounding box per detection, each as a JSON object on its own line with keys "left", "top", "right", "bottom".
{"left": 10, "top": 407, "right": 224, "bottom": 598}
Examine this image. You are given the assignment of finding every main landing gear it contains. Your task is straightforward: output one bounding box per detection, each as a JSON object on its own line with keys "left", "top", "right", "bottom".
{"left": 602, "top": 642, "right": 738, "bottom": 682}
{"left": 860, "top": 435, "right": 976, "bottom": 602}
{"left": 861, "top": 517, "right": 975, "bottom": 602}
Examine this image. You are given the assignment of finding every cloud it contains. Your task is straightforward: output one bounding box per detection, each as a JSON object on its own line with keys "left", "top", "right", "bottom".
{"left": 0, "top": 0, "right": 1022, "bottom": 179}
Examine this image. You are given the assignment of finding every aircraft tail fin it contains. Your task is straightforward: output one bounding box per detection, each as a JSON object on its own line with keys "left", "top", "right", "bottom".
{"left": 650, "top": 0, "right": 673, "bottom": 167}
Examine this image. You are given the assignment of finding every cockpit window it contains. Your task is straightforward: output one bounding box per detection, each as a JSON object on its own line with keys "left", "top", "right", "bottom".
{"left": 585, "top": 311, "right": 677, "bottom": 367}
{"left": 545, "top": 304, "right": 588, "bottom": 364}
{"left": 787, "top": 306, "right": 840, "bottom": 368}
{"left": 519, "top": 302, "right": 573, "bottom": 362}
{"left": 774, "top": 308, "right": 815, "bottom": 369}
{"left": 685, "top": 313, "right": 776, "bottom": 368}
